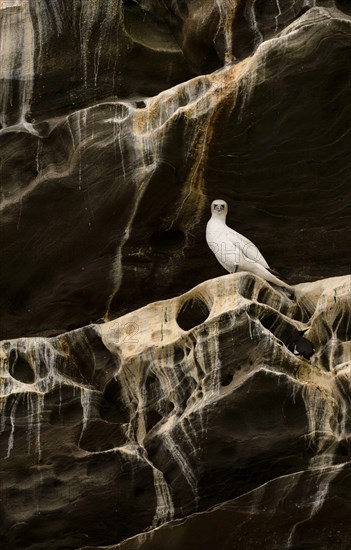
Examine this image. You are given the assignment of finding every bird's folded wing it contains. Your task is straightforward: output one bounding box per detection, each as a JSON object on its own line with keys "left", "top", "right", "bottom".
{"left": 225, "top": 227, "right": 269, "bottom": 268}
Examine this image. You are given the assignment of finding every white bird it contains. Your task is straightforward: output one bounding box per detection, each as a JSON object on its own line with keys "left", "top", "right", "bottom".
{"left": 206, "top": 199, "right": 289, "bottom": 288}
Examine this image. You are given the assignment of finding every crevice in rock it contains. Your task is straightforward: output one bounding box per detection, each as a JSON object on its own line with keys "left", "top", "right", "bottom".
{"left": 259, "top": 311, "right": 282, "bottom": 334}
{"left": 239, "top": 274, "right": 257, "bottom": 300}
{"left": 297, "top": 6, "right": 312, "bottom": 18}
{"left": 332, "top": 311, "right": 351, "bottom": 341}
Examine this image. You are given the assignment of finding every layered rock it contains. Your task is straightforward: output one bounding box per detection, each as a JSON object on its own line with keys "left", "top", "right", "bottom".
{"left": 1, "top": 273, "right": 351, "bottom": 549}
{"left": 1, "top": 3, "right": 351, "bottom": 339}
{"left": 1, "top": 2, "right": 351, "bottom": 548}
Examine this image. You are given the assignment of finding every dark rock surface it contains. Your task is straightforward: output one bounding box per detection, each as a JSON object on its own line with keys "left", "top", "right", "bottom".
{"left": 1, "top": 2, "right": 351, "bottom": 339}
{"left": 1, "top": 1, "right": 351, "bottom": 549}
{"left": 84, "top": 465, "right": 351, "bottom": 550}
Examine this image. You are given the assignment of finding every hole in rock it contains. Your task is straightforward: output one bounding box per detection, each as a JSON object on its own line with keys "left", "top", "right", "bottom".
{"left": 135, "top": 100, "right": 146, "bottom": 109}
{"left": 150, "top": 228, "right": 185, "bottom": 253}
{"left": 176, "top": 298, "right": 210, "bottom": 331}
{"left": 221, "top": 373, "right": 234, "bottom": 387}
{"left": 9, "top": 350, "right": 35, "bottom": 384}
{"left": 336, "top": 0, "right": 351, "bottom": 15}
{"left": 134, "top": 486, "right": 146, "bottom": 496}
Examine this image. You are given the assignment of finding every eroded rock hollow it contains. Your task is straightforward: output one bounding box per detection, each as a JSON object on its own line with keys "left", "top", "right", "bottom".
{"left": 1, "top": 1, "right": 351, "bottom": 549}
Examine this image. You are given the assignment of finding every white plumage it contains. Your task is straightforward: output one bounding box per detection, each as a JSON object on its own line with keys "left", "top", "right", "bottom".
{"left": 206, "top": 199, "right": 289, "bottom": 288}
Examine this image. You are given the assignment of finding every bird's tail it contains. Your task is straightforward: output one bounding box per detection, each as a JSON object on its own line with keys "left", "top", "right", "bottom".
{"left": 258, "top": 266, "right": 291, "bottom": 289}
{"left": 267, "top": 267, "right": 290, "bottom": 285}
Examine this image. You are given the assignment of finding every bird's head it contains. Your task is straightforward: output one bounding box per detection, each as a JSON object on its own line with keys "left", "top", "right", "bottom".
{"left": 211, "top": 199, "right": 228, "bottom": 219}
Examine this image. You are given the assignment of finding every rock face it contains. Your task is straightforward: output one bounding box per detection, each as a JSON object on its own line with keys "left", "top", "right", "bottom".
{"left": 1, "top": 1, "right": 351, "bottom": 339}
{"left": 1, "top": 1, "right": 351, "bottom": 549}
{"left": 1, "top": 273, "right": 351, "bottom": 549}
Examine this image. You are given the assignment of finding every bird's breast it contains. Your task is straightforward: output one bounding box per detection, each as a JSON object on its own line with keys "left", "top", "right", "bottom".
{"left": 206, "top": 220, "right": 239, "bottom": 272}
{"left": 206, "top": 220, "right": 226, "bottom": 241}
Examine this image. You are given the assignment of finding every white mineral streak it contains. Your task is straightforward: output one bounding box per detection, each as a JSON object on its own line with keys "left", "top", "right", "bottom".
{"left": 31, "top": 0, "right": 63, "bottom": 67}
{"left": 0, "top": 0, "right": 35, "bottom": 131}
{"left": 101, "top": 274, "right": 351, "bottom": 528}
{"left": 0, "top": 337, "right": 96, "bottom": 460}
{"left": 2, "top": 274, "right": 351, "bottom": 528}
{"left": 275, "top": 0, "right": 282, "bottom": 32}
{"left": 286, "top": 464, "right": 344, "bottom": 549}
{"left": 108, "top": 442, "right": 174, "bottom": 526}
{"left": 105, "top": 68, "right": 240, "bottom": 315}
{"left": 284, "top": 276, "right": 351, "bottom": 546}
{"left": 79, "top": 0, "right": 121, "bottom": 88}
{"left": 1, "top": 8, "right": 337, "bottom": 221}
{"left": 239, "top": 6, "right": 336, "bottom": 114}
{"left": 78, "top": 387, "right": 95, "bottom": 444}
{"left": 0, "top": 5, "right": 349, "bottom": 526}
{"left": 215, "top": 0, "right": 238, "bottom": 63}
{"left": 248, "top": 0, "right": 264, "bottom": 46}
{"left": 144, "top": 455, "right": 175, "bottom": 526}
